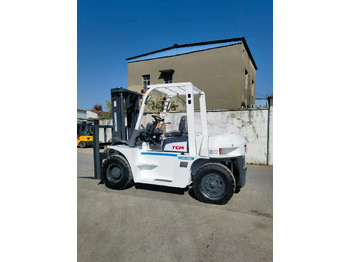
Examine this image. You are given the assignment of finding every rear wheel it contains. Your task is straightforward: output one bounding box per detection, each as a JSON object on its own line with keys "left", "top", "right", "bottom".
{"left": 79, "top": 141, "right": 87, "bottom": 148}
{"left": 101, "top": 155, "right": 133, "bottom": 190}
{"left": 193, "top": 163, "right": 235, "bottom": 205}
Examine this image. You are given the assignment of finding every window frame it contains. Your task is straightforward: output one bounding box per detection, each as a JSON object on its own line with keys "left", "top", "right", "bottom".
{"left": 142, "top": 75, "right": 150, "bottom": 90}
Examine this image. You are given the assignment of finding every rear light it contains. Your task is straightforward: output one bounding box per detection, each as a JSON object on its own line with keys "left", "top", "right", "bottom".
{"left": 244, "top": 145, "right": 247, "bottom": 153}
{"left": 141, "top": 89, "right": 146, "bottom": 94}
{"left": 219, "top": 148, "right": 222, "bottom": 155}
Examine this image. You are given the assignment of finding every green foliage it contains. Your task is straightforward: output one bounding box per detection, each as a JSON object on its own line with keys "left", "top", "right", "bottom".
{"left": 99, "top": 97, "right": 179, "bottom": 119}
{"left": 169, "top": 101, "right": 179, "bottom": 111}
{"left": 145, "top": 97, "right": 163, "bottom": 111}
{"left": 144, "top": 98, "right": 179, "bottom": 112}
{"left": 100, "top": 100, "right": 112, "bottom": 119}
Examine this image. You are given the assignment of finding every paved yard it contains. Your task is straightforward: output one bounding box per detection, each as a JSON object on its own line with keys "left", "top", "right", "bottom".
{"left": 77, "top": 148, "right": 273, "bottom": 262}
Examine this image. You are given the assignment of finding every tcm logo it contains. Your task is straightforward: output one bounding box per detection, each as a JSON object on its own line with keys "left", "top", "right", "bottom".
{"left": 172, "top": 146, "right": 184, "bottom": 150}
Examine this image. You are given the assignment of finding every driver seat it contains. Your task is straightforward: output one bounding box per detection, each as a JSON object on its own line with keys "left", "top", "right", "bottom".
{"left": 165, "top": 116, "right": 187, "bottom": 138}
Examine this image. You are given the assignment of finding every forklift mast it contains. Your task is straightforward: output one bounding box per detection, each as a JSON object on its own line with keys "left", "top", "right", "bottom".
{"left": 111, "top": 88, "right": 141, "bottom": 142}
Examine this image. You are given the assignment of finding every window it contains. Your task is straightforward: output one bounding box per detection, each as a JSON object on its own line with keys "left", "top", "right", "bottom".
{"left": 164, "top": 73, "right": 173, "bottom": 83}
{"left": 243, "top": 69, "right": 249, "bottom": 108}
{"left": 244, "top": 69, "right": 249, "bottom": 90}
{"left": 159, "top": 69, "right": 174, "bottom": 84}
{"left": 248, "top": 79, "right": 255, "bottom": 107}
{"left": 142, "top": 75, "right": 150, "bottom": 90}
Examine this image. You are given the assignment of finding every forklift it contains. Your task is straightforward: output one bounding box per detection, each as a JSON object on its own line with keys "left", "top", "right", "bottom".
{"left": 77, "top": 121, "right": 93, "bottom": 148}
{"left": 95, "top": 83, "right": 247, "bottom": 205}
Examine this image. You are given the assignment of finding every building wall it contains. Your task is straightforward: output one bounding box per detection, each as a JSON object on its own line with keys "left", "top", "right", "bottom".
{"left": 241, "top": 46, "right": 257, "bottom": 107}
{"left": 86, "top": 111, "right": 98, "bottom": 119}
{"left": 77, "top": 109, "right": 87, "bottom": 121}
{"left": 77, "top": 109, "right": 99, "bottom": 123}
{"left": 268, "top": 95, "right": 273, "bottom": 107}
{"left": 127, "top": 43, "right": 256, "bottom": 110}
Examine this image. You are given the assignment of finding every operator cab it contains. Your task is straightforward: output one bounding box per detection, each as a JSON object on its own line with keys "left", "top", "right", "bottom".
{"left": 77, "top": 122, "right": 93, "bottom": 137}
{"left": 129, "top": 82, "right": 209, "bottom": 158}
{"left": 135, "top": 90, "right": 189, "bottom": 153}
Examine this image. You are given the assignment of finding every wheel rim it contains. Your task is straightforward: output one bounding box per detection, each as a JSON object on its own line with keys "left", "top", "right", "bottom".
{"left": 200, "top": 173, "right": 226, "bottom": 199}
{"left": 106, "top": 164, "right": 123, "bottom": 183}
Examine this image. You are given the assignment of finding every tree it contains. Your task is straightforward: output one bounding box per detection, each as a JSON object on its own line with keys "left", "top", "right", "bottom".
{"left": 100, "top": 100, "right": 112, "bottom": 119}
{"left": 169, "top": 101, "right": 179, "bottom": 111}
{"left": 144, "top": 97, "right": 179, "bottom": 112}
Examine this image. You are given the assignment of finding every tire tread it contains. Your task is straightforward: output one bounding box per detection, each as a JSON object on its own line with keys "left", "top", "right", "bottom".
{"left": 101, "top": 154, "right": 133, "bottom": 190}
{"left": 193, "top": 162, "right": 235, "bottom": 205}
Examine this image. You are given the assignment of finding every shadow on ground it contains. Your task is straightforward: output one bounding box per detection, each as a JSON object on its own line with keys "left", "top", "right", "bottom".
{"left": 78, "top": 176, "right": 199, "bottom": 200}
{"left": 134, "top": 183, "right": 189, "bottom": 195}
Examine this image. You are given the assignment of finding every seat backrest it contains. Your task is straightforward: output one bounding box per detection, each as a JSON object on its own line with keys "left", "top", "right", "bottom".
{"left": 178, "top": 116, "right": 188, "bottom": 134}
{"left": 162, "top": 136, "right": 188, "bottom": 153}
{"left": 146, "top": 123, "right": 153, "bottom": 132}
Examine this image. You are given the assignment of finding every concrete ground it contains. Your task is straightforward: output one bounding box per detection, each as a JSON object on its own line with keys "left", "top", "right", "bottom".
{"left": 77, "top": 148, "right": 273, "bottom": 262}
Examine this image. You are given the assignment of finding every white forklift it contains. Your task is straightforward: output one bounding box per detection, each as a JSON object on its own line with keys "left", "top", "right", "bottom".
{"left": 101, "top": 82, "right": 247, "bottom": 204}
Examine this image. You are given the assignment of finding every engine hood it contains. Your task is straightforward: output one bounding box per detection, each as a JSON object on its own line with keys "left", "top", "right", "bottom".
{"left": 208, "top": 133, "right": 246, "bottom": 158}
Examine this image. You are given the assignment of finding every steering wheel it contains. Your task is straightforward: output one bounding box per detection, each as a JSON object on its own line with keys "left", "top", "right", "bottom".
{"left": 149, "top": 115, "right": 163, "bottom": 133}
{"left": 137, "top": 115, "right": 164, "bottom": 145}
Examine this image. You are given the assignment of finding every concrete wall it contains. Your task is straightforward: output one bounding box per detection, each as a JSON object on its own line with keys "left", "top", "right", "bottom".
{"left": 268, "top": 107, "right": 273, "bottom": 165}
{"left": 98, "top": 108, "right": 273, "bottom": 165}
{"left": 98, "top": 119, "right": 113, "bottom": 143}
{"left": 127, "top": 43, "right": 256, "bottom": 110}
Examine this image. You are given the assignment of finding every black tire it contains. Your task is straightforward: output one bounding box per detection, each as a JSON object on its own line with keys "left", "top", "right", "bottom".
{"left": 79, "top": 141, "right": 87, "bottom": 148}
{"left": 101, "top": 155, "right": 133, "bottom": 190}
{"left": 193, "top": 163, "right": 235, "bottom": 205}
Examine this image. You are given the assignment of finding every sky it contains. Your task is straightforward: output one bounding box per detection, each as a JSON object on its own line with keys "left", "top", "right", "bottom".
{"left": 78, "top": 0, "right": 273, "bottom": 110}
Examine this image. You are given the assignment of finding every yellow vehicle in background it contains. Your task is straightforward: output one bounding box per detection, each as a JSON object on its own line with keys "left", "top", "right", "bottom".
{"left": 77, "top": 122, "right": 93, "bottom": 148}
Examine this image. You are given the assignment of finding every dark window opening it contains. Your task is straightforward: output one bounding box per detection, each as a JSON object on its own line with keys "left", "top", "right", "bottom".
{"left": 244, "top": 69, "right": 249, "bottom": 90}
{"left": 159, "top": 69, "right": 174, "bottom": 84}
{"left": 164, "top": 74, "right": 172, "bottom": 83}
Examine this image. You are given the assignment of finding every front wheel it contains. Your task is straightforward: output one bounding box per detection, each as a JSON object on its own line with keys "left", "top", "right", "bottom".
{"left": 192, "top": 163, "right": 235, "bottom": 205}
{"left": 101, "top": 155, "right": 133, "bottom": 190}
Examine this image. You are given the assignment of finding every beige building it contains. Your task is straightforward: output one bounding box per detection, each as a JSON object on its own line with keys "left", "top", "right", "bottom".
{"left": 126, "top": 37, "right": 257, "bottom": 110}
